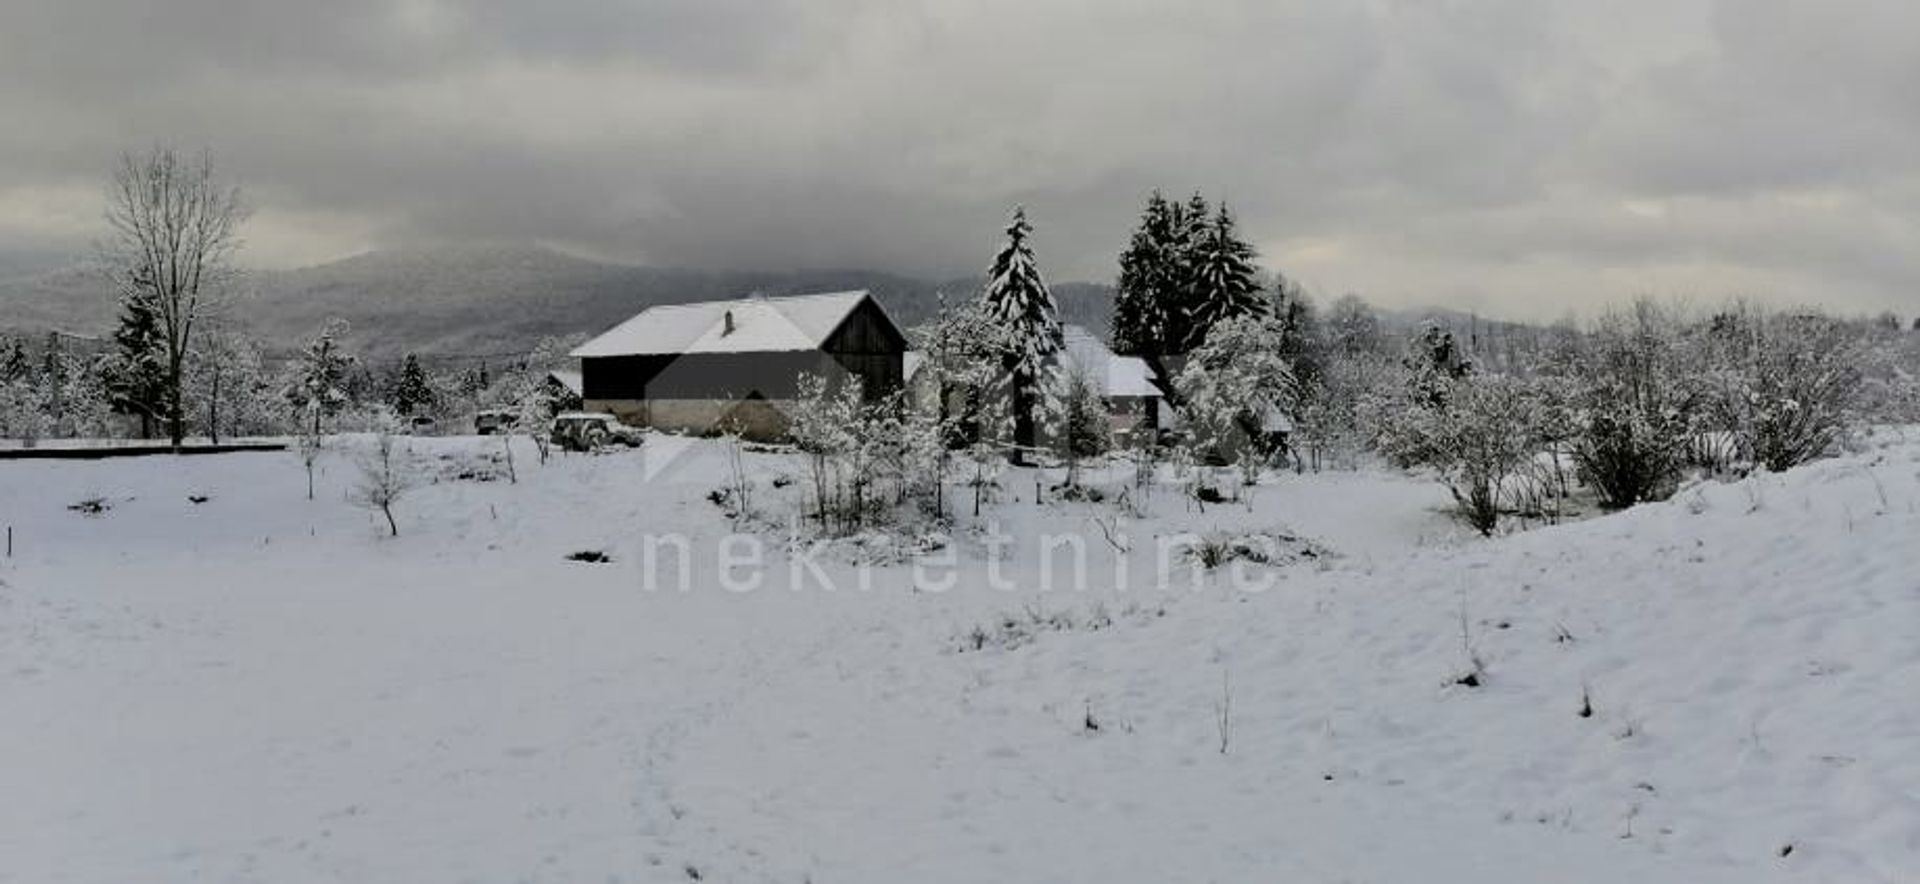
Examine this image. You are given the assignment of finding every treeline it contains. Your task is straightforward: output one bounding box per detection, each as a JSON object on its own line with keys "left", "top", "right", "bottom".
{"left": 0, "top": 319, "right": 581, "bottom": 445}
{"left": 775, "top": 193, "right": 1920, "bottom": 539}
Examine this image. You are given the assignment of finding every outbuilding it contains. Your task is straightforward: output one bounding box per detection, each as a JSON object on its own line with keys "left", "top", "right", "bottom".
{"left": 570, "top": 290, "right": 907, "bottom": 439}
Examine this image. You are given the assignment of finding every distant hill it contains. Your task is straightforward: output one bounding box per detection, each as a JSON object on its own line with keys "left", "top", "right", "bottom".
{"left": 0, "top": 245, "right": 1122, "bottom": 364}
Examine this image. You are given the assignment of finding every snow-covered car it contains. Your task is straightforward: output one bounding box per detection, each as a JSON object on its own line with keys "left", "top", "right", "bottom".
{"left": 473, "top": 409, "right": 519, "bottom": 436}
{"left": 550, "top": 412, "right": 645, "bottom": 452}
{"left": 408, "top": 415, "right": 437, "bottom": 436}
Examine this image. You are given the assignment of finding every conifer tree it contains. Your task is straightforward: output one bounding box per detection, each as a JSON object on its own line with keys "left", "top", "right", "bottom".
{"left": 388, "top": 353, "right": 437, "bottom": 416}
{"left": 1113, "top": 191, "right": 1183, "bottom": 357}
{"left": 40, "top": 333, "right": 67, "bottom": 436}
{"left": 0, "top": 338, "right": 30, "bottom": 384}
{"left": 1172, "top": 192, "right": 1213, "bottom": 348}
{"left": 286, "top": 319, "right": 355, "bottom": 438}
{"left": 106, "top": 289, "right": 169, "bottom": 438}
{"left": 1270, "top": 275, "right": 1325, "bottom": 388}
{"left": 979, "top": 206, "right": 1063, "bottom": 461}
{"left": 1186, "top": 203, "right": 1268, "bottom": 339}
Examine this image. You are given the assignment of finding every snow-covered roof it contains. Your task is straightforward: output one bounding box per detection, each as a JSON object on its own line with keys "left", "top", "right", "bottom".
{"left": 545, "top": 369, "right": 583, "bottom": 396}
{"left": 570, "top": 290, "right": 878, "bottom": 358}
{"left": 1258, "top": 403, "right": 1294, "bottom": 433}
{"left": 1059, "top": 325, "right": 1162, "bottom": 399}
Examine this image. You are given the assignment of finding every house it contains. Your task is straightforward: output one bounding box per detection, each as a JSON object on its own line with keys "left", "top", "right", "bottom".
{"left": 902, "top": 324, "right": 1167, "bottom": 445}
{"left": 570, "top": 290, "right": 907, "bottom": 439}
{"left": 1056, "top": 325, "right": 1166, "bottom": 440}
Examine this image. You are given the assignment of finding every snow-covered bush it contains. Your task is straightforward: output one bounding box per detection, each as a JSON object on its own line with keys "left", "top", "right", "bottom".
{"left": 789, "top": 374, "right": 945, "bottom": 535}
{"left": 1699, "top": 309, "right": 1863, "bottom": 472}
{"left": 1374, "top": 368, "right": 1544, "bottom": 534}
{"left": 1568, "top": 302, "right": 1701, "bottom": 508}
{"left": 1436, "top": 376, "right": 1543, "bottom": 535}
{"left": 1049, "top": 362, "right": 1111, "bottom": 488}
{"left": 1368, "top": 324, "right": 1476, "bottom": 470}
{"left": 911, "top": 296, "right": 1018, "bottom": 516}
{"left": 1176, "top": 312, "right": 1298, "bottom": 468}
{"left": 186, "top": 329, "right": 281, "bottom": 442}
{"left": 789, "top": 373, "right": 869, "bottom": 533}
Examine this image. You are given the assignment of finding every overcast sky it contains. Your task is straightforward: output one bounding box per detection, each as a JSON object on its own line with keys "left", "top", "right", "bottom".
{"left": 1, "top": 0, "right": 1916, "bottom": 318}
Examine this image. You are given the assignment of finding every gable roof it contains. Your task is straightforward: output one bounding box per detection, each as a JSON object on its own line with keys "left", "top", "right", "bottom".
{"left": 545, "top": 369, "right": 583, "bottom": 396}
{"left": 570, "top": 290, "right": 883, "bottom": 358}
{"left": 1059, "top": 325, "right": 1161, "bottom": 398}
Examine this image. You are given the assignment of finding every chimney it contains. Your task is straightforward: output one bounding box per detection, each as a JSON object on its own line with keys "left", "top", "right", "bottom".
{"left": 722, "top": 309, "right": 736, "bottom": 336}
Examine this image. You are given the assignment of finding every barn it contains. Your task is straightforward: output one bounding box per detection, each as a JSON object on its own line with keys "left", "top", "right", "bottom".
{"left": 569, "top": 290, "right": 907, "bottom": 440}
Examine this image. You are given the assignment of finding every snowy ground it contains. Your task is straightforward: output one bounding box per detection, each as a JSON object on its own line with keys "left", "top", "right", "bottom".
{"left": 2, "top": 431, "right": 1917, "bottom": 882}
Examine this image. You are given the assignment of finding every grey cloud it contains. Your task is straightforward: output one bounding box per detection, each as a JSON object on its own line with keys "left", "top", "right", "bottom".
{"left": 0, "top": 0, "right": 1916, "bottom": 317}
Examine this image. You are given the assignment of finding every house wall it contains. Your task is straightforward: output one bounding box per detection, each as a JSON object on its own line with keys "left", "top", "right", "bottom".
{"left": 822, "top": 297, "right": 907, "bottom": 398}
{"left": 584, "top": 398, "right": 794, "bottom": 441}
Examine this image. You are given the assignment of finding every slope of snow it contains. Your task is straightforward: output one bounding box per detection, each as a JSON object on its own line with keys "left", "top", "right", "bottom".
{"left": 1, "top": 431, "right": 1915, "bottom": 882}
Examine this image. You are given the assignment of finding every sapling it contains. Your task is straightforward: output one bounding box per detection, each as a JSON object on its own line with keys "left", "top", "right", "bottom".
{"left": 353, "top": 415, "right": 419, "bottom": 537}
{"left": 1215, "top": 669, "right": 1234, "bottom": 755}
{"left": 1454, "top": 601, "right": 1487, "bottom": 687}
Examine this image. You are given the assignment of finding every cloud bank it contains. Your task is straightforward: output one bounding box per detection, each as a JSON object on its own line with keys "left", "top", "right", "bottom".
{"left": 1, "top": 0, "right": 1916, "bottom": 317}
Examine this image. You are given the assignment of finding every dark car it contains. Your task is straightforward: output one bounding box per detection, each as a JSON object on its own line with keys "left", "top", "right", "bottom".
{"left": 474, "top": 409, "right": 519, "bottom": 436}
{"left": 550, "top": 412, "right": 645, "bottom": 452}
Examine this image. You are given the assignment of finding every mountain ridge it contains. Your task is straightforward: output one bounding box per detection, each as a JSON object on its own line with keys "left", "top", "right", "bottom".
{"left": 0, "top": 245, "right": 1120, "bottom": 360}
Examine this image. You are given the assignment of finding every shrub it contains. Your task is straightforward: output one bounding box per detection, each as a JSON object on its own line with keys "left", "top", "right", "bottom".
{"left": 1570, "top": 302, "right": 1701, "bottom": 508}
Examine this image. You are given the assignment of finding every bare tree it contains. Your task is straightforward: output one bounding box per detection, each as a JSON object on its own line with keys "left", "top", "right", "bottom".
{"left": 101, "top": 146, "right": 247, "bottom": 451}
{"left": 353, "top": 414, "right": 419, "bottom": 537}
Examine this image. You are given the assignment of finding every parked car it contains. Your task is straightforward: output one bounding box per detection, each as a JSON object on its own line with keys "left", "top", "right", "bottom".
{"left": 408, "top": 415, "right": 437, "bottom": 436}
{"left": 474, "top": 409, "right": 519, "bottom": 436}
{"left": 550, "top": 412, "right": 645, "bottom": 452}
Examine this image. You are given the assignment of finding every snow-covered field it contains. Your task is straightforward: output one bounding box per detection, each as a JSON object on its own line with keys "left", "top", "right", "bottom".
{"left": 3, "top": 432, "right": 1917, "bottom": 882}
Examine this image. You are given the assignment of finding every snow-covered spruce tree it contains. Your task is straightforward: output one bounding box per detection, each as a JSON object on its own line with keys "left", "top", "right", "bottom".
{"left": 1571, "top": 301, "right": 1700, "bottom": 508}
{"left": 285, "top": 319, "right": 355, "bottom": 437}
{"left": 1185, "top": 203, "right": 1269, "bottom": 338}
{"left": 353, "top": 410, "right": 419, "bottom": 538}
{"left": 979, "top": 206, "right": 1063, "bottom": 464}
{"left": 387, "top": 353, "right": 437, "bottom": 417}
{"left": 0, "top": 338, "right": 30, "bottom": 384}
{"left": 1176, "top": 313, "right": 1298, "bottom": 478}
{"left": 104, "top": 288, "right": 169, "bottom": 439}
{"left": 1112, "top": 191, "right": 1193, "bottom": 398}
